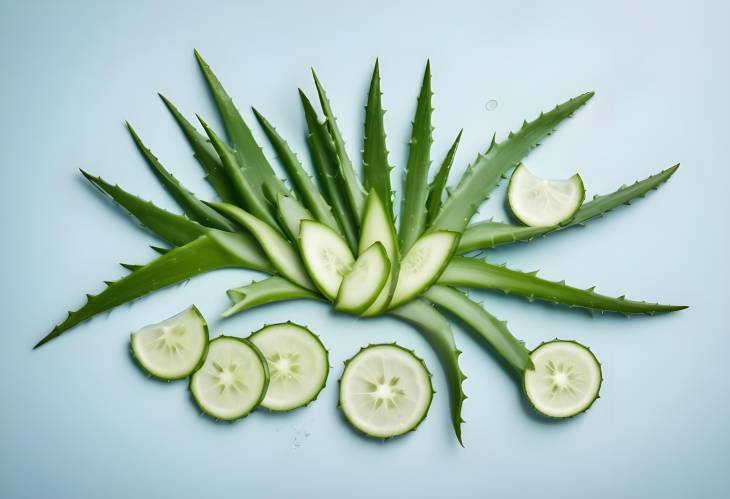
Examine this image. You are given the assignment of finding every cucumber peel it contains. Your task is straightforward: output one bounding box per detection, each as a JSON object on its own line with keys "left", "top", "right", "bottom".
{"left": 131, "top": 305, "right": 209, "bottom": 380}
{"left": 508, "top": 164, "right": 585, "bottom": 227}
{"left": 249, "top": 322, "right": 329, "bottom": 411}
{"left": 189, "top": 336, "right": 269, "bottom": 421}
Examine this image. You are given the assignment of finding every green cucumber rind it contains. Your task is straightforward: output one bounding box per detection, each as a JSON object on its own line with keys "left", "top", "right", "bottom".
{"left": 522, "top": 338, "right": 603, "bottom": 419}
{"left": 248, "top": 321, "right": 330, "bottom": 412}
{"left": 189, "top": 335, "right": 270, "bottom": 421}
{"left": 388, "top": 231, "right": 460, "bottom": 309}
{"left": 335, "top": 242, "right": 391, "bottom": 315}
{"left": 507, "top": 165, "right": 586, "bottom": 227}
{"left": 338, "top": 343, "right": 434, "bottom": 440}
{"left": 130, "top": 305, "right": 210, "bottom": 382}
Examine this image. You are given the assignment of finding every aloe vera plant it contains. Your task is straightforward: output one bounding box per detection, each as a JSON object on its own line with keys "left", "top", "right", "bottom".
{"left": 39, "top": 52, "right": 686, "bottom": 444}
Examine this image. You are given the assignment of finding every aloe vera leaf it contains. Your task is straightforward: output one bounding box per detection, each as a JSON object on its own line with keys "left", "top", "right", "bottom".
{"left": 458, "top": 164, "right": 680, "bottom": 253}
{"left": 430, "top": 92, "right": 595, "bottom": 233}
{"left": 120, "top": 262, "right": 142, "bottom": 272}
{"left": 299, "top": 90, "right": 358, "bottom": 251}
{"left": 125, "top": 122, "right": 236, "bottom": 231}
{"left": 208, "top": 202, "right": 313, "bottom": 289}
{"left": 389, "top": 299, "right": 467, "bottom": 445}
{"left": 362, "top": 59, "right": 394, "bottom": 218}
{"left": 311, "top": 69, "right": 367, "bottom": 222}
{"left": 399, "top": 62, "right": 434, "bottom": 252}
{"left": 440, "top": 256, "right": 687, "bottom": 315}
{"left": 424, "top": 285, "right": 532, "bottom": 372}
{"left": 276, "top": 194, "right": 314, "bottom": 241}
{"left": 35, "top": 232, "right": 270, "bottom": 349}
{"left": 198, "top": 116, "right": 282, "bottom": 232}
{"left": 158, "top": 94, "right": 237, "bottom": 203}
{"left": 194, "top": 50, "right": 289, "bottom": 200}
{"left": 426, "top": 130, "right": 462, "bottom": 226}
{"left": 150, "top": 245, "right": 171, "bottom": 255}
{"left": 252, "top": 108, "right": 339, "bottom": 231}
{"left": 223, "top": 276, "right": 321, "bottom": 317}
{"left": 81, "top": 170, "right": 209, "bottom": 247}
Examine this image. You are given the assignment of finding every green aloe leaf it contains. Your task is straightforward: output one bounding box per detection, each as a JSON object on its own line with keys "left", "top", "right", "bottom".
{"left": 430, "top": 92, "right": 595, "bottom": 233}
{"left": 158, "top": 94, "right": 237, "bottom": 203}
{"left": 390, "top": 299, "right": 467, "bottom": 446}
{"left": 198, "top": 116, "right": 282, "bottom": 231}
{"left": 126, "top": 122, "right": 236, "bottom": 231}
{"left": 440, "top": 256, "right": 687, "bottom": 315}
{"left": 362, "top": 59, "right": 394, "bottom": 219}
{"left": 458, "top": 164, "right": 680, "bottom": 252}
{"left": 252, "top": 108, "right": 340, "bottom": 231}
{"left": 300, "top": 89, "right": 358, "bottom": 251}
{"left": 399, "top": 61, "right": 434, "bottom": 252}
{"left": 35, "top": 232, "right": 271, "bottom": 348}
{"left": 223, "top": 276, "right": 320, "bottom": 317}
{"left": 426, "top": 130, "right": 462, "bottom": 226}
{"left": 276, "top": 194, "right": 314, "bottom": 241}
{"left": 311, "top": 69, "right": 367, "bottom": 222}
{"left": 424, "top": 285, "right": 532, "bottom": 372}
{"left": 194, "top": 50, "right": 289, "bottom": 201}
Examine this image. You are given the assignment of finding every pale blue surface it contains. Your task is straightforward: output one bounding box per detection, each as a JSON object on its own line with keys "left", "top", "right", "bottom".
{"left": 2, "top": 1, "right": 728, "bottom": 498}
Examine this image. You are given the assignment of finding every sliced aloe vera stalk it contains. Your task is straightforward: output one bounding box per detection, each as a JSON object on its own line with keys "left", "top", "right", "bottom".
{"left": 335, "top": 242, "right": 390, "bottom": 314}
{"left": 523, "top": 340, "right": 602, "bottom": 418}
{"left": 389, "top": 231, "right": 458, "bottom": 308}
{"left": 508, "top": 164, "right": 585, "bottom": 227}
{"left": 339, "top": 344, "right": 433, "bottom": 438}
{"left": 189, "top": 336, "right": 269, "bottom": 421}
{"left": 249, "top": 323, "right": 329, "bottom": 411}
{"left": 131, "top": 306, "right": 209, "bottom": 380}
{"left": 300, "top": 220, "right": 355, "bottom": 300}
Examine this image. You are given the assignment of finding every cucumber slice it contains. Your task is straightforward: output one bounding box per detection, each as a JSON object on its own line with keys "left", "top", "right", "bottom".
{"left": 300, "top": 220, "right": 355, "bottom": 300}
{"left": 339, "top": 344, "right": 433, "bottom": 438}
{"left": 508, "top": 164, "right": 585, "bottom": 227}
{"left": 189, "top": 336, "right": 269, "bottom": 420}
{"left": 130, "top": 305, "right": 208, "bottom": 380}
{"left": 359, "top": 190, "right": 398, "bottom": 316}
{"left": 209, "top": 202, "right": 314, "bottom": 289}
{"left": 335, "top": 242, "right": 390, "bottom": 314}
{"left": 523, "top": 340, "right": 602, "bottom": 418}
{"left": 249, "top": 322, "right": 329, "bottom": 411}
{"left": 389, "top": 231, "right": 458, "bottom": 308}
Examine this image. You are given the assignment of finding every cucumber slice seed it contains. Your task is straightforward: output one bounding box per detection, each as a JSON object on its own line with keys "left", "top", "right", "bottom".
{"left": 130, "top": 305, "right": 209, "bottom": 380}
{"left": 335, "top": 242, "right": 391, "bottom": 314}
{"left": 190, "top": 336, "right": 269, "bottom": 420}
{"left": 523, "top": 339, "right": 602, "bottom": 418}
{"left": 339, "top": 344, "right": 433, "bottom": 438}
{"left": 389, "top": 231, "right": 458, "bottom": 308}
{"left": 300, "top": 220, "right": 355, "bottom": 300}
{"left": 249, "top": 323, "right": 329, "bottom": 411}
{"left": 507, "top": 164, "right": 585, "bottom": 227}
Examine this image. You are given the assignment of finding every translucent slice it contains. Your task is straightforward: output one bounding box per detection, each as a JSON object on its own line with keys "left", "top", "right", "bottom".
{"left": 249, "top": 323, "right": 329, "bottom": 411}
{"left": 339, "top": 344, "right": 433, "bottom": 438}
{"left": 300, "top": 220, "right": 355, "bottom": 300}
{"left": 335, "top": 242, "right": 390, "bottom": 314}
{"left": 508, "top": 164, "right": 585, "bottom": 227}
{"left": 131, "top": 305, "right": 208, "bottom": 380}
{"left": 189, "top": 336, "right": 269, "bottom": 420}
{"left": 389, "top": 231, "right": 458, "bottom": 308}
{"left": 523, "top": 340, "right": 602, "bottom": 418}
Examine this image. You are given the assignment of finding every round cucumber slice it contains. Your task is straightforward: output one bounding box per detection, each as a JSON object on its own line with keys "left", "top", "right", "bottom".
{"left": 339, "top": 344, "right": 433, "bottom": 438}
{"left": 523, "top": 339, "right": 602, "bottom": 418}
{"left": 335, "top": 242, "right": 391, "bottom": 314}
{"left": 249, "top": 322, "right": 329, "bottom": 411}
{"left": 300, "top": 220, "right": 355, "bottom": 300}
{"left": 508, "top": 164, "right": 585, "bottom": 227}
{"left": 389, "top": 231, "right": 458, "bottom": 308}
{"left": 130, "top": 305, "right": 208, "bottom": 380}
{"left": 189, "top": 336, "right": 269, "bottom": 420}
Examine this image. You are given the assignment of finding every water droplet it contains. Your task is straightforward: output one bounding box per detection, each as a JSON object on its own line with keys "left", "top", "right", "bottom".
{"left": 485, "top": 99, "right": 498, "bottom": 111}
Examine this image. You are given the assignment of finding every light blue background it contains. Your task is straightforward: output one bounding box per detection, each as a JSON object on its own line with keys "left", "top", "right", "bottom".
{"left": 2, "top": 1, "right": 728, "bottom": 498}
